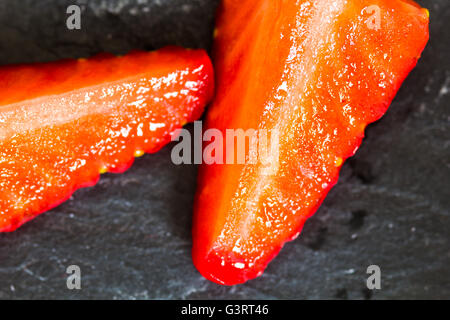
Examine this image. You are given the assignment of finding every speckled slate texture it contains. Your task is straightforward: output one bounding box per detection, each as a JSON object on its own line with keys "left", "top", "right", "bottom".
{"left": 0, "top": 0, "right": 448, "bottom": 300}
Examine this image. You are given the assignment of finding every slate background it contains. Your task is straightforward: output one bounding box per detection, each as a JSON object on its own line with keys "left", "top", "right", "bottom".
{"left": 0, "top": 0, "right": 448, "bottom": 300}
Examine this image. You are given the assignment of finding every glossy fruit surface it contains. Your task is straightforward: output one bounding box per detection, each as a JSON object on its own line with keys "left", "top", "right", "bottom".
{"left": 0, "top": 47, "right": 214, "bottom": 232}
{"left": 193, "top": 0, "right": 429, "bottom": 285}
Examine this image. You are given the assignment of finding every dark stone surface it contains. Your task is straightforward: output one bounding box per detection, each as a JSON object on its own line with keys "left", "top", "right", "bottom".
{"left": 0, "top": 0, "right": 448, "bottom": 299}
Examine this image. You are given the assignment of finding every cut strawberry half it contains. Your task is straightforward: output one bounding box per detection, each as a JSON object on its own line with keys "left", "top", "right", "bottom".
{"left": 193, "top": 0, "right": 429, "bottom": 285}
{"left": 0, "top": 47, "right": 214, "bottom": 232}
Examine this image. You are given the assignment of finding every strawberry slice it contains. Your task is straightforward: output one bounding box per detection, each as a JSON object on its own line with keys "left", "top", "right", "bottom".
{"left": 0, "top": 47, "right": 214, "bottom": 232}
{"left": 193, "top": 0, "right": 429, "bottom": 285}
